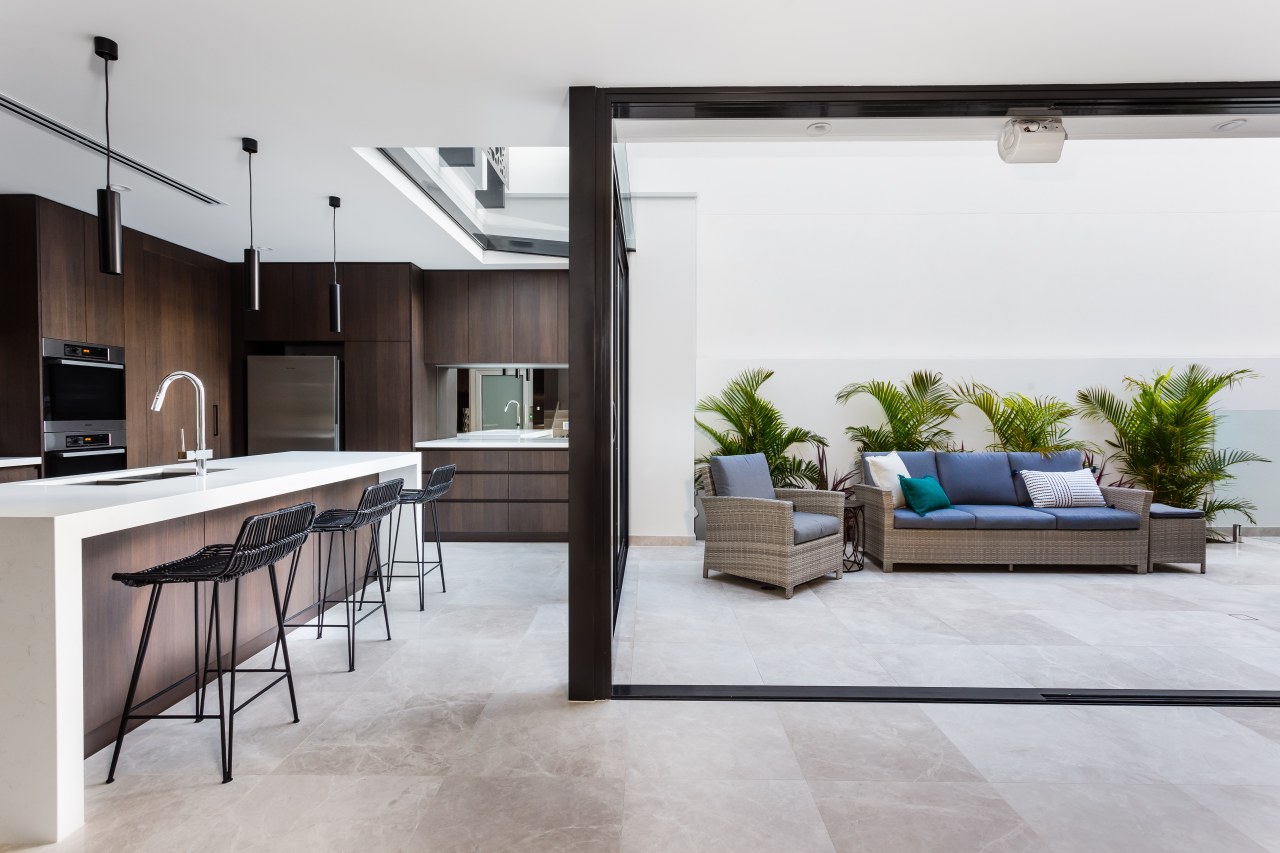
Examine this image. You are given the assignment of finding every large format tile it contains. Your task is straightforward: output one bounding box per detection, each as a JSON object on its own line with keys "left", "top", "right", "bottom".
{"left": 629, "top": 640, "right": 762, "bottom": 684}
{"left": 978, "top": 644, "right": 1154, "bottom": 689}
{"left": 1181, "top": 785, "right": 1280, "bottom": 852}
{"left": 749, "top": 643, "right": 896, "bottom": 686}
{"left": 453, "top": 692, "right": 626, "bottom": 778}
{"left": 995, "top": 782, "right": 1266, "bottom": 853}
{"left": 810, "top": 781, "right": 1043, "bottom": 853}
{"left": 864, "top": 643, "right": 1032, "bottom": 687}
{"left": 622, "top": 779, "right": 835, "bottom": 853}
{"left": 778, "top": 703, "right": 985, "bottom": 783}
{"left": 925, "top": 609, "right": 1085, "bottom": 646}
{"left": 625, "top": 702, "right": 803, "bottom": 780}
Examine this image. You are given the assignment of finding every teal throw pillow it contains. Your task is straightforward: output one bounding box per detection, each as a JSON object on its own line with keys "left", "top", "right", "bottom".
{"left": 899, "top": 475, "right": 952, "bottom": 516}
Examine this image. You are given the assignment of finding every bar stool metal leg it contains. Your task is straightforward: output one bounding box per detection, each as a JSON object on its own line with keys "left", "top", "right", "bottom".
{"left": 431, "top": 501, "right": 446, "bottom": 593}
{"left": 106, "top": 585, "right": 162, "bottom": 784}
{"left": 267, "top": 563, "right": 300, "bottom": 724}
{"left": 224, "top": 578, "right": 241, "bottom": 783}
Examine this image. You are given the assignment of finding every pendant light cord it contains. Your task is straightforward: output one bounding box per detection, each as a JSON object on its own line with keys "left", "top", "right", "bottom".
{"left": 103, "top": 56, "right": 111, "bottom": 186}
{"left": 247, "top": 153, "right": 254, "bottom": 247}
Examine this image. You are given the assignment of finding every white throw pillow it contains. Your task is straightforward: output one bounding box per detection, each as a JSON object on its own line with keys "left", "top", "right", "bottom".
{"left": 1020, "top": 468, "right": 1107, "bottom": 508}
{"left": 865, "top": 452, "right": 911, "bottom": 509}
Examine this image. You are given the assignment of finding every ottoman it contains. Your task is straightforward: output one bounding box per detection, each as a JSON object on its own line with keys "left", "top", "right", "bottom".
{"left": 1148, "top": 503, "right": 1207, "bottom": 573}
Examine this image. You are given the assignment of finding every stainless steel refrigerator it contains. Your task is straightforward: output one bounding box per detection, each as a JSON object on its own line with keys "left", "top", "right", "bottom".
{"left": 247, "top": 356, "right": 341, "bottom": 453}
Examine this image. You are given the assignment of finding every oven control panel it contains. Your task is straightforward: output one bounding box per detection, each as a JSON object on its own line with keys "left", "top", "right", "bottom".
{"left": 65, "top": 433, "right": 112, "bottom": 449}
{"left": 62, "top": 343, "right": 110, "bottom": 361}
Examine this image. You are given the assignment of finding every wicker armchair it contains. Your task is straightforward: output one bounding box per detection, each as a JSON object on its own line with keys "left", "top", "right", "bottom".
{"left": 698, "top": 457, "right": 845, "bottom": 599}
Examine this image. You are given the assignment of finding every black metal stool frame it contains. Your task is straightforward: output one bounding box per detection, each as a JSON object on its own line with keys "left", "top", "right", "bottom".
{"left": 281, "top": 479, "right": 401, "bottom": 672}
{"left": 106, "top": 502, "right": 316, "bottom": 784}
{"left": 384, "top": 465, "right": 455, "bottom": 610}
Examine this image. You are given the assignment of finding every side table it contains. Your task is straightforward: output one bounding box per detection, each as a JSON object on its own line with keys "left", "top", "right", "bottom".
{"left": 843, "top": 499, "right": 865, "bottom": 573}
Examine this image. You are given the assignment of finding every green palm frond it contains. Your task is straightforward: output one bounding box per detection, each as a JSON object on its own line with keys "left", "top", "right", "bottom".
{"left": 695, "top": 368, "right": 828, "bottom": 488}
{"left": 955, "top": 382, "right": 1093, "bottom": 454}
{"left": 1076, "top": 364, "right": 1268, "bottom": 518}
{"left": 837, "top": 370, "right": 958, "bottom": 453}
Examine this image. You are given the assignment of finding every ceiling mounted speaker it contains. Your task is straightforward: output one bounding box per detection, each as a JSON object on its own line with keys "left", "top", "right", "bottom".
{"left": 998, "top": 118, "right": 1066, "bottom": 163}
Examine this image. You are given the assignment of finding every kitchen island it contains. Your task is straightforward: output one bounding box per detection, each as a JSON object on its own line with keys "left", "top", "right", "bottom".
{"left": 0, "top": 451, "right": 420, "bottom": 843}
{"left": 417, "top": 430, "right": 568, "bottom": 542}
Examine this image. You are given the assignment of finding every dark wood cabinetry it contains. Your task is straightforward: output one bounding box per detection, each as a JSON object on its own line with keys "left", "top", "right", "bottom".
{"left": 423, "top": 269, "right": 568, "bottom": 365}
{"left": 421, "top": 447, "right": 568, "bottom": 541}
{"left": 0, "top": 466, "right": 40, "bottom": 483}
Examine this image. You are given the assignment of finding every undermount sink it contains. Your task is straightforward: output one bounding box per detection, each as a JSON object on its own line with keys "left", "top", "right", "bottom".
{"left": 82, "top": 468, "right": 231, "bottom": 486}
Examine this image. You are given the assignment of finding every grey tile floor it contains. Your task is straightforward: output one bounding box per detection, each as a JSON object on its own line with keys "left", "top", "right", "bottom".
{"left": 616, "top": 539, "right": 1280, "bottom": 691}
{"left": 3, "top": 541, "right": 1278, "bottom": 852}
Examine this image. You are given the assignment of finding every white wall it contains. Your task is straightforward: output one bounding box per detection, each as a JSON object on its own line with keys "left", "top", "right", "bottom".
{"left": 627, "top": 139, "right": 1280, "bottom": 533}
{"left": 628, "top": 197, "right": 699, "bottom": 540}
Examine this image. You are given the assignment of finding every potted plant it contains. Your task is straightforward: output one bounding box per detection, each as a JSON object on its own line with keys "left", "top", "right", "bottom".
{"left": 836, "top": 370, "right": 959, "bottom": 453}
{"left": 1077, "top": 365, "right": 1269, "bottom": 535}
{"left": 953, "top": 382, "right": 1094, "bottom": 454}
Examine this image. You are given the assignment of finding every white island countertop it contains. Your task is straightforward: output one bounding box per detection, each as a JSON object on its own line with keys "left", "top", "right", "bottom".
{"left": 0, "top": 451, "right": 421, "bottom": 844}
{"left": 417, "top": 429, "right": 567, "bottom": 450}
{"left": 0, "top": 457, "right": 41, "bottom": 469}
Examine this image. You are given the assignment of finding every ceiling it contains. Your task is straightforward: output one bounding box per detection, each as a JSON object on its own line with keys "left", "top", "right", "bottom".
{"left": 2, "top": 0, "right": 1279, "bottom": 268}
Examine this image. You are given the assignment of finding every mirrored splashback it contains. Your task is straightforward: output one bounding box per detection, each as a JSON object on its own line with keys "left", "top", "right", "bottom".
{"left": 434, "top": 365, "right": 569, "bottom": 437}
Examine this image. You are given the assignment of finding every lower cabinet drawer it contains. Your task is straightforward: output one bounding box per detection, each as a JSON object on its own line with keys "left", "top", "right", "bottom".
{"left": 509, "top": 473, "right": 568, "bottom": 501}
{"left": 509, "top": 502, "right": 568, "bottom": 534}
{"left": 448, "top": 473, "right": 509, "bottom": 501}
{"left": 437, "top": 502, "right": 509, "bottom": 533}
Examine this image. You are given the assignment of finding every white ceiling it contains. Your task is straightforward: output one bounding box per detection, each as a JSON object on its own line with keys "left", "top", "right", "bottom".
{"left": 2, "top": 0, "right": 1279, "bottom": 268}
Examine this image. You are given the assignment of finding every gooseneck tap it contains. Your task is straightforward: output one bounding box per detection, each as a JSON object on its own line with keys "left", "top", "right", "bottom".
{"left": 504, "top": 399, "right": 522, "bottom": 429}
{"left": 151, "top": 371, "right": 213, "bottom": 476}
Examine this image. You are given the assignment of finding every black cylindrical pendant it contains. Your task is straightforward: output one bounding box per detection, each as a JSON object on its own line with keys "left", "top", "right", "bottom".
{"left": 96, "top": 187, "right": 123, "bottom": 275}
{"left": 244, "top": 247, "right": 261, "bottom": 311}
{"left": 329, "top": 281, "right": 342, "bottom": 333}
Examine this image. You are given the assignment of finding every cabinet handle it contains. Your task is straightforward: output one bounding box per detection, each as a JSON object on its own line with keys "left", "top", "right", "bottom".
{"left": 213, "top": 404, "right": 219, "bottom": 437}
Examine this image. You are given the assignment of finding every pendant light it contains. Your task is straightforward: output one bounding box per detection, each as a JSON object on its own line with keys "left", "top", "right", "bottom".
{"left": 328, "top": 196, "right": 342, "bottom": 333}
{"left": 94, "top": 36, "right": 122, "bottom": 276}
{"left": 242, "top": 138, "right": 260, "bottom": 310}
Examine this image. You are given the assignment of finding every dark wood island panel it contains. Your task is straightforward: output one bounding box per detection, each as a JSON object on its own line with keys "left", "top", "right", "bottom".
{"left": 81, "top": 475, "right": 374, "bottom": 757}
{"left": 420, "top": 448, "right": 568, "bottom": 542}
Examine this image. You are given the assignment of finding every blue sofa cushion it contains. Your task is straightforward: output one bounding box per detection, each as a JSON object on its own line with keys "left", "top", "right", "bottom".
{"left": 1150, "top": 503, "right": 1205, "bottom": 520}
{"left": 892, "top": 508, "right": 976, "bottom": 530}
{"left": 1007, "top": 450, "right": 1086, "bottom": 505}
{"left": 863, "top": 451, "right": 938, "bottom": 485}
{"left": 1033, "top": 507, "right": 1142, "bottom": 531}
{"left": 709, "top": 453, "right": 774, "bottom": 500}
{"left": 793, "top": 511, "right": 841, "bottom": 544}
{"left": 935, "top": 452, "right": 1019, "bottom": 505}
{"left": 951, "top": 504, "right": 1057, "bottom": 530}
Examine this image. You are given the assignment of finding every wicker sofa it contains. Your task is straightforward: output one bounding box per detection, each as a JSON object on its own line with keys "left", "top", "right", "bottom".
{"left": 699, "top": 454, "right": 845, "bottom": 599}
{"left": 853, "top": 450, "right": 1153, "bottom": 574}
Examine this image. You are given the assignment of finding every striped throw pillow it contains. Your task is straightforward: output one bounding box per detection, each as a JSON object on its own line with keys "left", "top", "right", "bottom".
{"left": 1019, "top": 468, "right": 1107, "bottom": 508}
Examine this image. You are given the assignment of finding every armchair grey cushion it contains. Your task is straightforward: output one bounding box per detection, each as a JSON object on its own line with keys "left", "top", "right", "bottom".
{"left": 793, "top": 511, "right": 841, "bottom": 544}
{"left": 708, "top": 453, "right": 775, "bottom": 500}
{"left": 936, "top": 452, "right": 1019, "bottom": 505}
{"left": 1007, "top": 450, "right": 1085, "bottom": 505}
{"left": 862, "top": 451, "right": 939, "bottom": 485}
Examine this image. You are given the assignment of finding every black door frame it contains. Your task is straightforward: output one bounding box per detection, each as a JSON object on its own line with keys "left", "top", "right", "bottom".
{"left": 567, "top": 81, "right": 1280, "bottom": 703}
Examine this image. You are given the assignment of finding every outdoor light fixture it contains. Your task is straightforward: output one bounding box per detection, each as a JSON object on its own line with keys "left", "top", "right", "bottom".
{"left": 1213, "top": 119, "right": 1248, "bottom": 132}
{"left": 997, "top": 118, "right": 1066, "bottom": 163}
{"left": 328, "top": 195, "right": 342, "bottom": 333}
{"left": 806, "top": 121, "right": 832, "bottom": 137}
{"left": 94, "top": 36, "right": 122, "bottom": 275}
{"left": 243, "top": 137, "right": 260, "bottom": 310}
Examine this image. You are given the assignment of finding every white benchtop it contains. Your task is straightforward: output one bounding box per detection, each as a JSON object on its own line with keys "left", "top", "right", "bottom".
{"left": 0, "top": 457, "right": 41, "bottom": 469}
{"left": 417, "top": 429, "right": 568, "bottom": 450}
{"left": 0, "top": 451, "right": 421, "bottom": 535}
{"left": 0, "top": 450, "right": 421, "bottom": 843}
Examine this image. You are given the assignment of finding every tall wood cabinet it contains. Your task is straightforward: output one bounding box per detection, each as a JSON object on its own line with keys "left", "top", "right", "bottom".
{"left": 0, "top": 195, "right": 233, "bottom": 468}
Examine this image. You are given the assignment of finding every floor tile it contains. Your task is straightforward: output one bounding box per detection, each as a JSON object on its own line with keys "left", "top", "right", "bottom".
{"left": 625, "top": 702, "right": 803, "bottom": 780}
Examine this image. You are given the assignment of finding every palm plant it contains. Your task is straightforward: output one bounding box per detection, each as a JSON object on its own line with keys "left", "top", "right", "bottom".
{"left": 835, "top": 370, "right": 959, "bottom": 452}
{"left": 695, "top": 367, "right": 828, "bottom": 488}
{"left": 1077, "top": 365, "right": 1268, "bottom": 531}
{"left": 953, "top": 382, "right": 1094, "bottom": 454}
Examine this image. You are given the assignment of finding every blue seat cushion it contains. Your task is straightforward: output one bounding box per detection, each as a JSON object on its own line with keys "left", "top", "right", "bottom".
{"left": 709, "top": 454, "right": 775, "bottom": 500}
{"left": 951, "top": 504, "right": 1057, "bottom": 530}
{"left": 863, "top": 451, "right": 938, "bottom": 486}
{"left": 935, "top": 452, "right": 1019, "bottom": 505}
{"left": 1033, "top": 507, "right": 1142, "bottom": 531}
{"left": 892, "top": 508, "right": 976, "bottom": 530}
{"left": 793, "top": 511, "right": 841, "bottom": 544}
{"left": 1007, "top": 450, "right": 1086, "bottom": 505}
{"left": 1149, "top": 503, "right": 1205, "bottom": 520}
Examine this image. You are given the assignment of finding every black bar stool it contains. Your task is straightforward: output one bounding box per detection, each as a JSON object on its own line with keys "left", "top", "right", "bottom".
{"left": 283, "top": 479, "right": 402, "bottom": 672}
{"left": 385, "top": 464, "right": 456, "bottom": 610}
{"left": 106, "top": 501, "right": 316, "bottom": 784}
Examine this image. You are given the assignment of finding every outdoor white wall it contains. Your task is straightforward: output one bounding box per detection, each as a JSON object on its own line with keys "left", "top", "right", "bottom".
{"left": 627, "top": 138, "right": 1280, "bottom": 534}
{"left": 628, "top": 196, "right": 698, "bottom": 540}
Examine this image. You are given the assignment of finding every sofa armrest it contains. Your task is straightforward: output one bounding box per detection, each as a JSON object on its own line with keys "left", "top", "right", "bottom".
{"left": 701, "top": 496, "right": 794, "bottom": 547}
{"left": 852, "top": 484, "right": 894, "bottom": 518}
{"left": 775, "top": 488, "right": 845, "bottom": 518}
{"left": 1101, "top": 486, "right": 1153, "bottom": 525}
